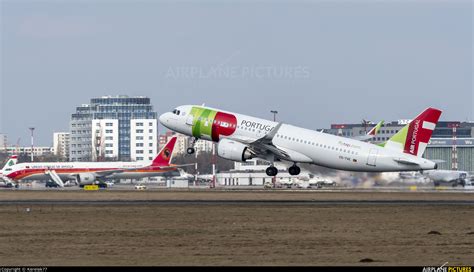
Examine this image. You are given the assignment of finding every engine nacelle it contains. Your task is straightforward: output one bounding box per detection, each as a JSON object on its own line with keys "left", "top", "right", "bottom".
{"left": 217, "top": 139, "right": 253, "bottom": 162}
{"left": 75, "top": 173, "right": 97, "bottom": 185}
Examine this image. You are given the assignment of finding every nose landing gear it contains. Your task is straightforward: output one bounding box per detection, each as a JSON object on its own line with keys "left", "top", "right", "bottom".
{"left": 187, "top": 137, "right": 199, "bottom": 155}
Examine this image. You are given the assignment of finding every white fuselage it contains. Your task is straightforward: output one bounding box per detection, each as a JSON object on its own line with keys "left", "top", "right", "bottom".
{"left": 424, "top": 170, "right": 468, "bottom": 183}
{"left": 160, "top": 105, "right": 436, "bottom": 172}
{"left": 5, "top": 161, "right": 178, "bottom": 182}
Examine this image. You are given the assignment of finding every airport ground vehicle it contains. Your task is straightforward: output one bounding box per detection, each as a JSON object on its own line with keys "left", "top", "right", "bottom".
{"left": 317, "top": 179, "right": 336, "bottom": 187}
{"left": 263, "top": 181, "right": 273, "bottom": 189}
{"left": 45, "top": 181, "right": 60, "bottom": 188}
{"left": 135, "top": 184, "right": 147, "bottom": 190}
{"left": 79, "top": 183, "right": 107, "bottom": 188}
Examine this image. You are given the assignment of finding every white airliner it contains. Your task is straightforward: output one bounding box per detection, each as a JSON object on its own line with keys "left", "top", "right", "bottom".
{"left": 424, "top": 170, "right": 470, "bottom": 187}
{"left": 0, "top": 155, "right": 18, "bottom": 187}
{"left": 4, "top": 137, "right": 187, "bottom": 187}
{"left": 159, "top": 105, "right": 442, "bottom": 176}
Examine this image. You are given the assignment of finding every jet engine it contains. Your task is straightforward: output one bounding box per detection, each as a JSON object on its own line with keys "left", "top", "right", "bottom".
{"left": 217, "top": 139, "right": 254, "bottom": 162}
{"left": 75, "top": 173, "right": 97, "bottom": 185}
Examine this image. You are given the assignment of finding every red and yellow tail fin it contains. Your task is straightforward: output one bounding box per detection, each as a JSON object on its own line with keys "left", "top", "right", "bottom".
{"left": 151, "top": 137, "right": 177, "bottom": 166}
{"left": 367, "top": 120, "right": 384, "bottom": 136}
{"left": 383, "top": 108, "right": 442, "bottom": 157}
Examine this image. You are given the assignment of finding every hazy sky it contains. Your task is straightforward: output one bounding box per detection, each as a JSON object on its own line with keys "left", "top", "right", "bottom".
{"left": 1, "top": 0, "right": 472, "bottom": 146}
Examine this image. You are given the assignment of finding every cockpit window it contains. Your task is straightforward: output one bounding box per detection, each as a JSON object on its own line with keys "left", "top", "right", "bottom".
{"left": 172, "top": 109, "right": 181, "bottom": 115}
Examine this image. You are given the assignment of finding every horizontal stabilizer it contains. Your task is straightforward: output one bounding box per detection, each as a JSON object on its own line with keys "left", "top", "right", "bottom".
{"left": 393, "top": 158, "right": 420, "bottom": 166}
{"left": 159, "top": 163, "right": 196, "bottom": 170}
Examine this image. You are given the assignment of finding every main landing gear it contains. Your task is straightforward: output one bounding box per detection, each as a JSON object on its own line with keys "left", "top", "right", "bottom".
{"left": 266, "top": 163, "right": 301, "bottom": 177}
{"left": 266, "top": 166, "right": 278, "bottom": 177}
{"left": 288, "top": 164, "right": 301, "bottom": 176}
{"left": 187, "top": 137, "right": 198, "bottom": 155}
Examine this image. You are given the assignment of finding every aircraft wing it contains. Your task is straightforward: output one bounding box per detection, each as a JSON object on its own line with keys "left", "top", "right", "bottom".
{"left": 94, "top": 164, "right": 195, "bottom": 175}
{"left": 91, "top": 169, "right": 125, "bottom": 177}
{"left": 230, "top": 122, "right": 291, "bottom": 161}
{"left": 157, "top": 163, "right": 196, "bottom": 170}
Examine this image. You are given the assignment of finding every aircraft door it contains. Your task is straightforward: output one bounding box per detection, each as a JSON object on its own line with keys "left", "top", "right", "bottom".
{"left": 366, "top": 149, "right": 378, "bottom": 167}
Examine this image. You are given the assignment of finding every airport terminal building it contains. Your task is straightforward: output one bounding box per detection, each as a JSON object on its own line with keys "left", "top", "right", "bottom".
{"left": 323, "top": 121, "right": 474, "bottom": 172}
{"left": 69, "top": 96, "right": 158, "bottom": 162}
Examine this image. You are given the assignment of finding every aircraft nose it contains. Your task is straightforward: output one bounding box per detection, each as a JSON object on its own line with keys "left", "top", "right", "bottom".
{"left": 159, "top": 112, "right": 174, "bottom": 128}
{"left": 159, "top": 112, "right": 169, "bottom": 124}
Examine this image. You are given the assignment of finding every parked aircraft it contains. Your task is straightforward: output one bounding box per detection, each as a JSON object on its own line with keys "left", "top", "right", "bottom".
{"left": 4, "top": 137, "right": 188, "bottom": 187}
{"left": 0, "top": 155, "right": 18, "bottom": 187}
{"left": 424, "top": 170, "right": 471, "bottom": 187}
{"left": 352, "top": 120, "right": 384, "bottom": 141}
{"left": 160, "top": 105, "right": 441, "bottom": 176}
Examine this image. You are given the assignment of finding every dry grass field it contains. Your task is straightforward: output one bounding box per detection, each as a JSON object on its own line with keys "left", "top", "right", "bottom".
{"left": 0, "top": 191, "right": 473, "bottom": 266}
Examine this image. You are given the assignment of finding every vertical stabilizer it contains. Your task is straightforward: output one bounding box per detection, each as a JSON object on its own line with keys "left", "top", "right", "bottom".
{"left": 383, "top": 108, "right": 442, "bottom": 157}
{"left": 151, "top": 137, "right": 177, "bottom": 166}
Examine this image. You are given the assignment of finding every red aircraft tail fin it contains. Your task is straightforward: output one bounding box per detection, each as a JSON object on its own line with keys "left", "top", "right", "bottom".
{"left": 151, "top": 136, "right": 177, "bottom": 166}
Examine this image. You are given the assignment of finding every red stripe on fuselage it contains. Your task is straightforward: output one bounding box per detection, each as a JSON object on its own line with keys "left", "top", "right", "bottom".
{"left": 7, "top": 167, "right": 175, "bottom": 180}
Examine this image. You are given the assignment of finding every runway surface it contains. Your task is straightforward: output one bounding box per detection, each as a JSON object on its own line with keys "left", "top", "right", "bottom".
{"left": 1, "top": 199, "right": 474, "bottom": 205}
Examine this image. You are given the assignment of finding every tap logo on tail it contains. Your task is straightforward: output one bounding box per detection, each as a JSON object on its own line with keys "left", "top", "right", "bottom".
{"left": 384, "top": 108, "right": 442, "bottom": 157}
{"left": 403, "top": 108, "right": 441, "bottom": 156}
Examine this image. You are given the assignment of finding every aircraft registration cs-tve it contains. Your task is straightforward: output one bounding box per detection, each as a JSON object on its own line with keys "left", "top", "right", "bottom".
{"left": 3, "top": 137, "right": 185, "bottom": 187}
{"left": 159, "top": 105, "right": 442, "bottom": 176}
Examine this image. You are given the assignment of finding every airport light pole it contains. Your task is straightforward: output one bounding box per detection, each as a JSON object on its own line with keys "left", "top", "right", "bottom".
{"left": 448, "top": 123, "right": 460, "bottom": 170}
{"left": 212, "top": 142, "right": 216, "bottom": 189}
{"left": 29, "top": 127, "right": 35, "bottom": 162}
{"left": 195, "top": 138, "right": 198, "bottom": 187}
{"left": 271, "top": 110, "right": 278, "bottom": 123}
